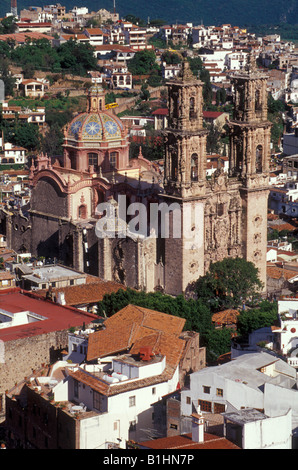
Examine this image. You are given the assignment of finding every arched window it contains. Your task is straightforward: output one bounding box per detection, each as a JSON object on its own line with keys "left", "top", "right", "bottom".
{"left": 70, "top": 151, "right": 76, "bottom": 170}
{"left": 78, "top": 204, "right": 87, "bottom": 219}
{"left": 191, "top": 154, "right": 198, "bottom": 181}
{"left": 256, "top": 145, "right": 262, "bottom": 173}
{"left": 171, "top": 152, "right": 178, "bottom": 180}
{"left": 109, "top": 152, "right": 118, "bottom": 169}
{"left": 255, "top": 89, "right": 261, "bottom": 111}
{"left": 88, "top": 153, "right": 98, "bottom": 171}
{"left": 189, "top": 97, "right": 196, "bottom": 119}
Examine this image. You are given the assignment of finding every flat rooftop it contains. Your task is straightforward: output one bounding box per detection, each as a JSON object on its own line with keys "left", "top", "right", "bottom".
{"left": 222, "top": 408, "right": 267, "bottom": 425}
{"left": 22, "top": 265, "right": 87, "bottom": 284}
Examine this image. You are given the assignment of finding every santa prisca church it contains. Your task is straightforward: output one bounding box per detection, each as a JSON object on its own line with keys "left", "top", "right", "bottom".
{"left": 2, "top": 55, "right": 271, "bottom": 296}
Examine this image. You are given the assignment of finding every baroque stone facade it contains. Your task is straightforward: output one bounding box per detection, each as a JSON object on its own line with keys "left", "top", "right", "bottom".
{"left": 161, "top": 57, "right": 270, "bottom": 295}
{"left": 2, "top": 55, "right": 271, "bottom": 296}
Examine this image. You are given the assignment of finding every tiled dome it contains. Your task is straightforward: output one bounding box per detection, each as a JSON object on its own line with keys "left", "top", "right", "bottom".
{"left": 67, "top": 111, "right": 124, "bottom": 142}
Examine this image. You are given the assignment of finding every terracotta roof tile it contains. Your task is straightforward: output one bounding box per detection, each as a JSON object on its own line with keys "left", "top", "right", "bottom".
{"left": 87, "top": 304, "right": 185, "bottom": 361}
{"left": 38, "top": 278, "right": 125, "bottom": 306}
{"left": 140, "top": 432, "right": 240, "bottom": 449}
{"left": 267, "top": 266, "right": 298, "bottom": 280}
{"left": 212, "top": 309, "right": 240, "bottom": 324}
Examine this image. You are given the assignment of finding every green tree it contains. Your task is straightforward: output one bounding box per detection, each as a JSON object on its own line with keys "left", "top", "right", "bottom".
{"left": 124, "top": 15, "right": 146, "bottom": 26}
{"left": 41, "top": 122, "right": 64, "bottom": 157}
{"left": 97, "top": 288, "right": 212, "bottom": 333}
{"left": 196, "top": 257, "right": 264, "bottom": 311}
{"left": 127, "top": 50, "right": 159, "bottom": 76}
{"left": 140, "top": 83, "right": 150, "bottom": 101}
{"left": 203, "top": 328, "right": 234, "bottom": 362}
{"left": 0, "top": 16, "right": 17, "bottom": 34}
{"left": 57, "top": 39, "right": 98, "bottom": 76}
{"left": 10, "top": 121, "right": 40, "bottom": 151}
{"left": 206, "top": 122, "right": 222, "bottom": 154}
{"left": 0, "top": 56, "right": 15, "bottom": 97}
{"left": 236, "top": 301, "right": 278, "bottom": 336}
{"left": 161, "top": 51, "right": 181, "bottom": 65}
{"left": 11, "top": 38, "right": 60, "bottom": 72}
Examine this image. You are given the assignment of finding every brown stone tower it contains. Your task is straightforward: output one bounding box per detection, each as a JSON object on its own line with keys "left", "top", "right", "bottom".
{"left": 161, "top": 55, "right": 270, "bottom": 296}
{"left": 164, "top": 60, "right": 208, "bottom": 199}
{"left": 162, "top": 60, "right": 208, "bottom": 295}
{"left": 229, "top": 53, "right": 271, "bottom": 289}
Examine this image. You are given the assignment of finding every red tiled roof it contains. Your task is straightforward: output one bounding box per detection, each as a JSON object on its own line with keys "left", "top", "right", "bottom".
{"left": 274, "top": 223, "right": 297, "bottom": 232}
{"left": 17, "top": 22, "right": 52, "bottom": 27}
{"left": 0, "top": 288, "right": 98, "bottom": 342}
{"left": 203, "top": 111, "right": 224, "bottom": 119}
{"left": 0, "top": 32, "right": 53, "bottom": 43}
{"left": 152, "top": 108, "right": 169, "bottom": 116}
{"left": 212, "top": 309, "right": 239, "bottom": 325}
{"left": 140, "top": 432, "right": 240, "bottom": 449}
{"left": 87, "top": 304, "right": 185, "bottom": 361}
{"left": 38, "top": 278, "right": 125, "bottom": 306}
{"left": 85, "top": 28, "right": 104, "bottom": 35}
{"left": 267, "top": 266, "right": 298, "bottom": 281}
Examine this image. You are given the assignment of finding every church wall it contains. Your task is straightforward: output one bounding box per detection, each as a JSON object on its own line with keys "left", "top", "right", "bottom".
{"left": 31, "top": 179, "right": 68, "bottom": 218}
{"left": 30, "top": 213, "right": 60, "bottom": 259}
{"left": 70, "top": 187, "right": 92, "bottom": 220}
{"left": 240, "top": 188, "right": 269, "bottom": 290}
{"left": 6, "top": 214, "right": 32, "bottom": 254}
{"left": 111, "top": 238, "right": 139, "bottom": 288}
{"left": 85, "top": 226, "right": 99, "bottom": 276}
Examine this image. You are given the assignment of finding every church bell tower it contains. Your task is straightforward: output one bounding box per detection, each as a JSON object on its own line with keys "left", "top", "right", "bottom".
{"left": 162, "top": 60, "right": 207, "bottom": 295}
{"left": 229, "top": 53, "right": 272, "bottom": 289}
{"left": 164, "top": 60, "right": 208, "bottom": 199}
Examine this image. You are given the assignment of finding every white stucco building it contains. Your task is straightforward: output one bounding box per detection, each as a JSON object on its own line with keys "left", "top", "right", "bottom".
{"left": 180, "top": 351, "right": 297, "bottom": 447}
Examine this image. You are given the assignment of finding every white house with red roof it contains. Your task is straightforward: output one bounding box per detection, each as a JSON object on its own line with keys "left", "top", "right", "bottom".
{"left": 0, "top": 142, "right": 27, "bottom": 165}
{"left": 3, "top": 304, "right": 203, "bottom": 448}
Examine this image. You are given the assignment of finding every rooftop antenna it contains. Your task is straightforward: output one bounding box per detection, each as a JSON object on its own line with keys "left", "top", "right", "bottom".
{"left": 11, "top": 0, "right": 17, "bottom": 17}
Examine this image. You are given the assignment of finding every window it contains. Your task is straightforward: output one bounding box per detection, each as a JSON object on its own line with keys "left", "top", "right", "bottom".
{"left": 129, "top": 395, "right": 136, "bottom": 407}
{"left": 78, "top": 204, "right": 87, "bottom": 219}
{"left": 170, "top": 423, "right": 178, "bottom": 430}
{"left": 214, "top": 403, "right": 225, "bottom": 413}
{"left": 186, "top": 396, "right": 191, "bottom": 405}
{"left": 109, "top": 152, "right": 117, "bottom": 169}
{"left": 152, "top": 387, "right": 156, "bottom": 395}
{"left": 93, "top": 391, "right": 102, "bottom": 411}
{"left": 198, "top": 399, "right": 212, "bottom": 412}
{"left": 216, "top": 388, "right": 223, "bottom": 397}
{"left": 203, "top": 385, "right": 210, "bottom": 394}
{"left": 191, "top": 154, "right": 198, "bottom": 181}
{"left": 256, "top": 145, "right": 262, "bottom": 173}
{"left": 189, "top": 97, "right": 196, "bottom": 119}
{"left": 88, "top": 153, "right": 98, "bottom": 170}
{"left": 217, "top": 203, "right": 224, "bottom": 217}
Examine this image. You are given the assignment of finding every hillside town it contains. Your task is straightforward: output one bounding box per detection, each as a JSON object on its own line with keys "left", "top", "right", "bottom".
{"left": 0, "top": 0, "right": 297, "bottom": 452}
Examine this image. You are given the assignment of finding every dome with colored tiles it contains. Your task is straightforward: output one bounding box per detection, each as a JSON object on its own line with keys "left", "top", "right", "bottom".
{"left": 65, "top": 85, "right": 125, "bottom": 143}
